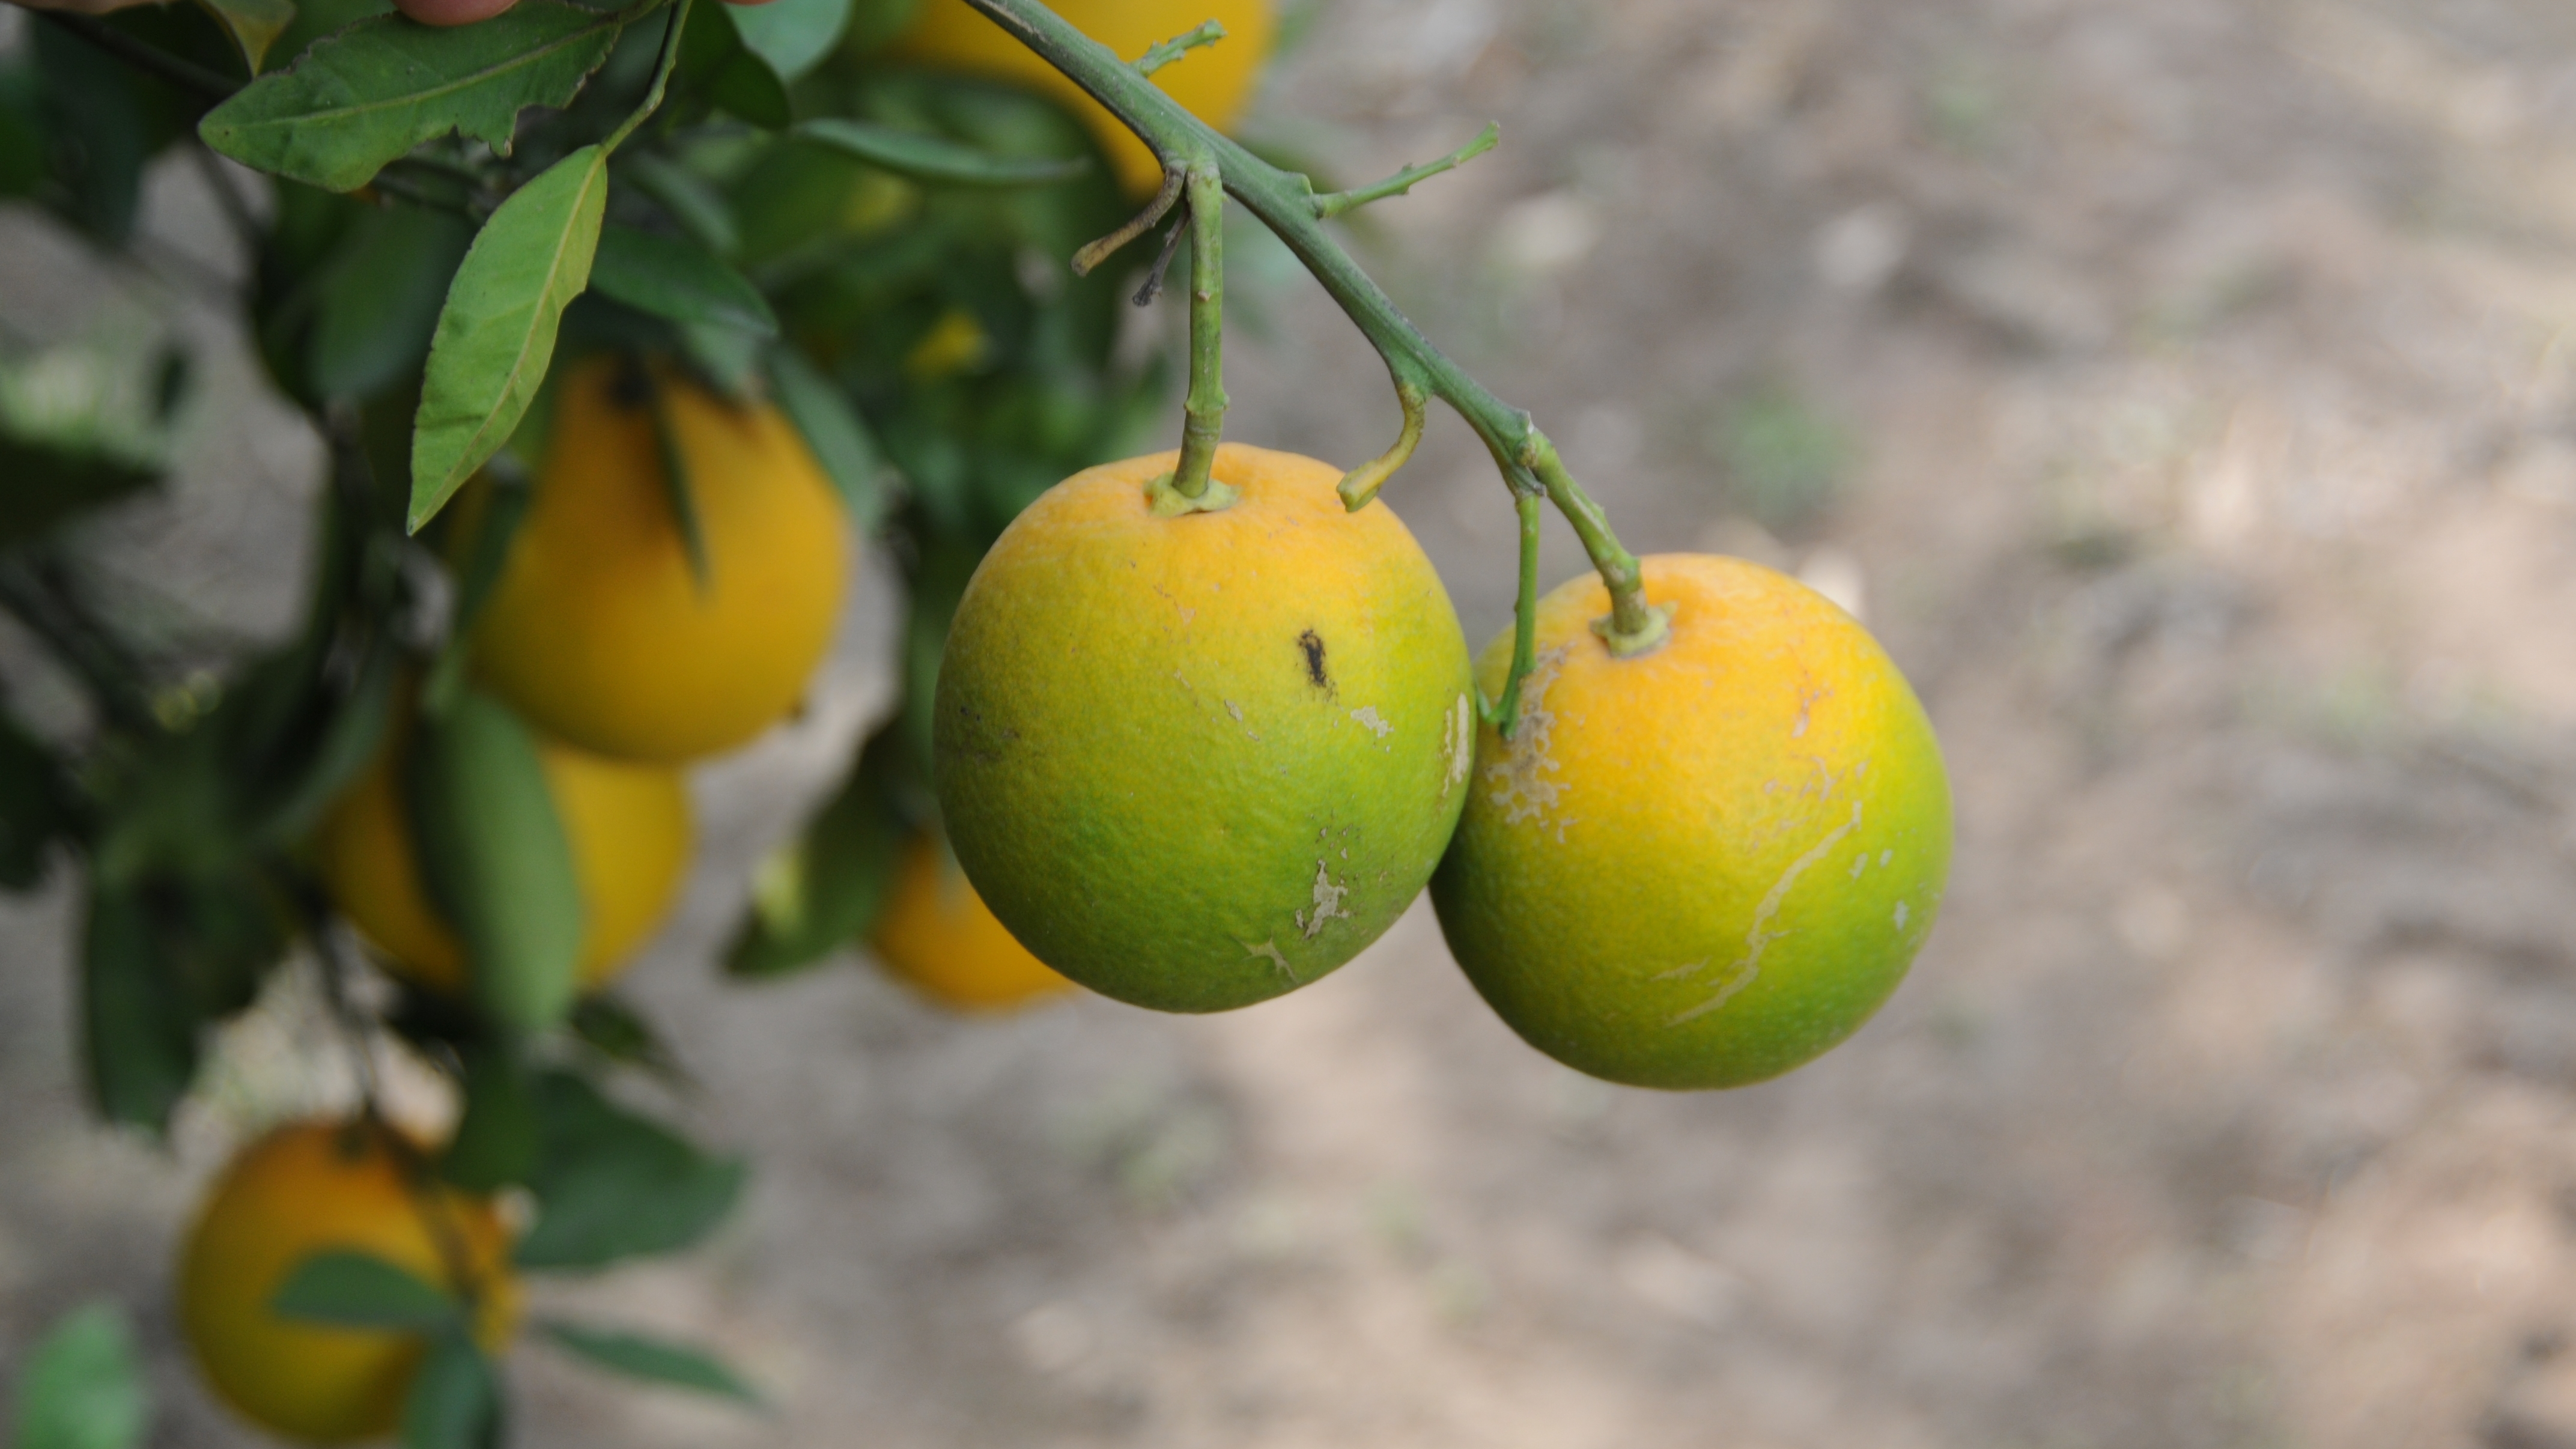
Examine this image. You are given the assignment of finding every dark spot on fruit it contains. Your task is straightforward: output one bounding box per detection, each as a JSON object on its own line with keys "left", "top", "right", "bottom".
{"left": 1298, "top": 630, "right": 1330, "bottom": 690}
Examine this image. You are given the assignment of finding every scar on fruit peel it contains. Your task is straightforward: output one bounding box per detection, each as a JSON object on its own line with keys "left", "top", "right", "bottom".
{"left": 1441, "top": 694, "right": 1472, "bottom": 797}
{"left": 1293, "top": 860, "right": 1350, "bottom": 939}
{"left": 1298, "top": 630, "right": 1330, "bottom": 691}
{"left": 1350, "top": 705, "right": 1391, "bottom": 738}
{"left": 1243, "top": 938, "right": 1297, "bottom": 983}
{"left": 1487, "top": 646, "right": 1571, "bottom": 828}
{"left": 1668, "top": 800, "right": 1864, "bottom": 1027}
{"left": 1792, "top": 684, "right": 1830, "bottom": 740}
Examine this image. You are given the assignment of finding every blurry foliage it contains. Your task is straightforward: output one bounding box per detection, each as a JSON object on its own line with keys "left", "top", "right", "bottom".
{"left": 0, "top": 0, "right": 1183, "bottom": 1430}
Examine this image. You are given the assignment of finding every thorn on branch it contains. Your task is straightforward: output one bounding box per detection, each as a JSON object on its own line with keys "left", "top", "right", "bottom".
{"left": 1133, "top": 217, "right": 1188, "bottom": 306}
{"left": 1312, "top": 123, "right": 1502, "bottom": 220}
{"left": 1072, "top": 165, "right": 1186, "bottom": 277}
{"left": 1135, "top": 19, "right": 1227, "bottom": 77}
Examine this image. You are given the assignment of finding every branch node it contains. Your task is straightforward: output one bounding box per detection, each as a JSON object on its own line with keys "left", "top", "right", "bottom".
{"left": 1311, "top": 123, "right": 1500, "bottom": 220}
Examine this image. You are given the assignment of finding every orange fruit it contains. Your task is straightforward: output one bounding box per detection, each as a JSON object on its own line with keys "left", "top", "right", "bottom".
{"left": 1430, "top": 554, "right": 1952, "bottom": 1090}
{"left": 935, "top": 443, "right": 1474, "bottom": 1012}
{"left": 315, "top": 729, "right": 691, "bottom": 996}
{"left": 177, "top": 1120, "right": 517, "bottom": 1444}
{"left": 870, "top": 832, "right": 1076, "bottom": 1010}
{"left": 890, "top": 0, "right": 1276, "bottom": 195}
{"left": 470, "top": 356, "right": 849, "bottom": 764}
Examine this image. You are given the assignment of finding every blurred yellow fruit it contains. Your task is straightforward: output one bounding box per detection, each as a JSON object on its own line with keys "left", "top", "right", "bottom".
{"left": 1431, "top": 555, "right": 1953, "bottom": 1090}
{"left": 870, "top": 832, "right": 1075, "bottom": 1010}
{"left": 934, "top": 444, "right": 1473, "bottom": 1012}
{"left": 472, "top": 356, "right": 849, "bottom": 764}
{"left": 177, "top": 1120, "right": 517, "bottom": 1445}
{"left": 891, "top": 0, "right": 1275, "bottom": 195}
{"left": 316, "top": 728, "right": 691, "bottom": 996}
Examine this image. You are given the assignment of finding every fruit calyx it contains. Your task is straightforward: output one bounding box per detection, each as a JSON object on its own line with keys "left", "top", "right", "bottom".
{"left": 1144, "top": 469, "right": 1241, "bottom": 516}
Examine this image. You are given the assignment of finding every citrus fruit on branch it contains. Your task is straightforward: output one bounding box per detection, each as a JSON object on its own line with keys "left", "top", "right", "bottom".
{"left": 469, "top": 356, "right": 850, "bottom": 765}
{"left": 893, "top": 0, "right": 1277, "bottom": 196}
{"left": 934, "top": 444, "right": 1474, "bottom": 1012}
{"left": 870, "top": 831, "right": 1077, "bottom": 1012}
{"left": 177, "top": 1120, "right": 517, "bottom": 1444}
{"left": 1432, "top": 555, "right": 1953, "bottom": 1090}
{"left": 317, "top": 728, "right": 693, "bottom": 998}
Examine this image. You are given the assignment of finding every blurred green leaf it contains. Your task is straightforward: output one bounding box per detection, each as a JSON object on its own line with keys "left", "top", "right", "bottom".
{"left": 272, "top": 1250, "right": 458, "bottom": 1329}
{"left": 198, "top": 0, "right": 628, "bottom": 191}
{"left": 566, "top": 993, "right": 690, "bottom": 1085}
{"left": 620, "top": 151, "right": 738, "bottom": 257}
{"left": 442, "top": 1043, "right": 537, "bottom": 1191}
{"left": 407, "top": 690, "right": 584, "bottom": 1032}
{"left": 12, "top": 1302, "right": 148, "bottom": 1449}
{"left": 79, "top": 886, "right": 198, "bottom": 1132}
{"left": 0, "top": 713, "right": 71, "bottom": 890}
{"left": 0, "top": 71, "right": 47, "bottom": 199}
{"left": 516, "top": 1069, "right": 745, "bottom": 1269}
{"left": 840, "top": 0, "right": 918, "bottom": 52}
{"left": 309, "top": 207, "right": 475, "bottom": 403}
{"left": 538, "top": 1320, "right": 762, "bottom": 1405}
{"left": 0, "top": 443, "right": 159, "bottom": 551}
{"left": 410, "top": 144, "right": 608, "bottom": 532}
{"left": 726, "top": 0, "right": 848, "bottom": 83}
{"left": 29, "top": 23, "right": 162, "bottom": 244}
{"left": 767, "top": 349, "right": 886, "bottom": 529}
{"left": 676, "top": 2, "right": 790, "bottom": 130}
{"left": 592, "top": 225, "right": 777, "bottom": 335}
{"left": 247, "top": 639, "right": 398, "bottom": 846}
{"left": 726, "top": 728, "right": 901, "bottom": 978}
{"left": 792, "top": 118, "right": 1087, "bottom": 188}
{"left": 191, "top": 0, "right": 297, "bottom": 73}
{"left": 401, "top": 1330, "right": 499, "bottom": 1449}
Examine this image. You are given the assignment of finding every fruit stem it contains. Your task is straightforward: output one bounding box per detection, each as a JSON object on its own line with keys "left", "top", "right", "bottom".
{"left": 1482, "top": 490, "right": 1543, "bottom": 738}
{"left": 1170, "top": 163, "right": 1230, "bottom": 503}
{"left": 958, "top": 0, "right": 1659, "bottom": 628}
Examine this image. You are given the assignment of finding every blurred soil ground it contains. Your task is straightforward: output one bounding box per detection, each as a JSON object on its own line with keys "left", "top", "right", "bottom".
{"left": 12, "top": 0, "right": 2576, "bottom": 1445}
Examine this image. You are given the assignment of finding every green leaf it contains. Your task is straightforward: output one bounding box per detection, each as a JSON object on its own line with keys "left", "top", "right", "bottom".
{"left": 401, "top": 1330, "right": 499, "bottom": 1449}
{"left": 407, "top": 689, "right": 584, "bottom": 1031}
{"left": 726, "top": 0, "right": 848, "bottom": 83}
{"left": 12, "top": 1302, "right": 148, "bottom": 1449}
{"left": 409, "top": 144, "right": 608, "bottom": 532}
{"left": 676, "top": 1, "right": 789, "bottom": 130}
{"left": 271, "top": 1250, "right": 459, "bottom": 1329}
{"left": 766, "top": 349, "right": 886, "bottom": 530}
{"left": 442, "top": 1043, "right": 537, "bottom": 1191}
{"left": 516, "top": 1069, "right": 745, "bottom": 1269}
{"left": 191, "top": 0, "right": 297, "bottom": 73}
{"left": 198, "top": 0, "right": 628, "bottom": 191}
{"left": 621, "top": 152, "right": 738, "bottom": 258}
{"left": 565, "top": 993, "right": 690, "bottom": 1084}
{"left": 0, "top": 712, "right": 70, "bottom": 890}
{"left": 591, "top": 225, "right": 777, "bottom": 335}
{"left": 248, "top": 640, "right": 398, "bottom": 846}
{"left": 725, "top": 735, "right": 901, "bottom": 978}
{"left": 642, "top": 380, "right": 712, "bottom": 588}
{"left": 0, "top": 442, "right": 159, "bottom": 551}
{"left": 80, "top": 887, "right": 198, "bottom": 1132}
{"left": 538, "top": 1320, "right": 762, "bottom": 1405}
{"left": 791, "top": 118, "right": 1087, "bottom": 187}
{"left": 309, "top": 207, "right": 475, "bottom": 402}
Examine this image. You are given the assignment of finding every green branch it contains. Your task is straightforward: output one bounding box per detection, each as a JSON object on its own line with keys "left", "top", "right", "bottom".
{"left": 957, "top": 0, "right": 1667, "bottom": 663}
{"left": 1135, "top": 20, "right": 1224, "bottom": 77}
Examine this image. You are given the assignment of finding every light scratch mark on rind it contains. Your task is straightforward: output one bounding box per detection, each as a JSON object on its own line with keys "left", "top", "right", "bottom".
{"left": 1293, "top": 860, "right": 1351, "bottom": 940}
{"left": 1894, "top": 900, "right": 1909, "bottom": 930}
{"left": 1669, "top": 800, "right": 1865, "bottom": 1027}
{"left": 1243, "top": 938, "right": 1296, "bottom": 983}
{"left": 1350, "top": 705, "right": 1392, "bottom": 738}
{"left": 1441, "top": 693, "right": 1472, "bottom": 797}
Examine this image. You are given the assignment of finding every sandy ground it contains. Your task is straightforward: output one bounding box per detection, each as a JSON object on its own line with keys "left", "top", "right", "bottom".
{"left": 12, "top": 0, "right": 2576, "bottom": 1445}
